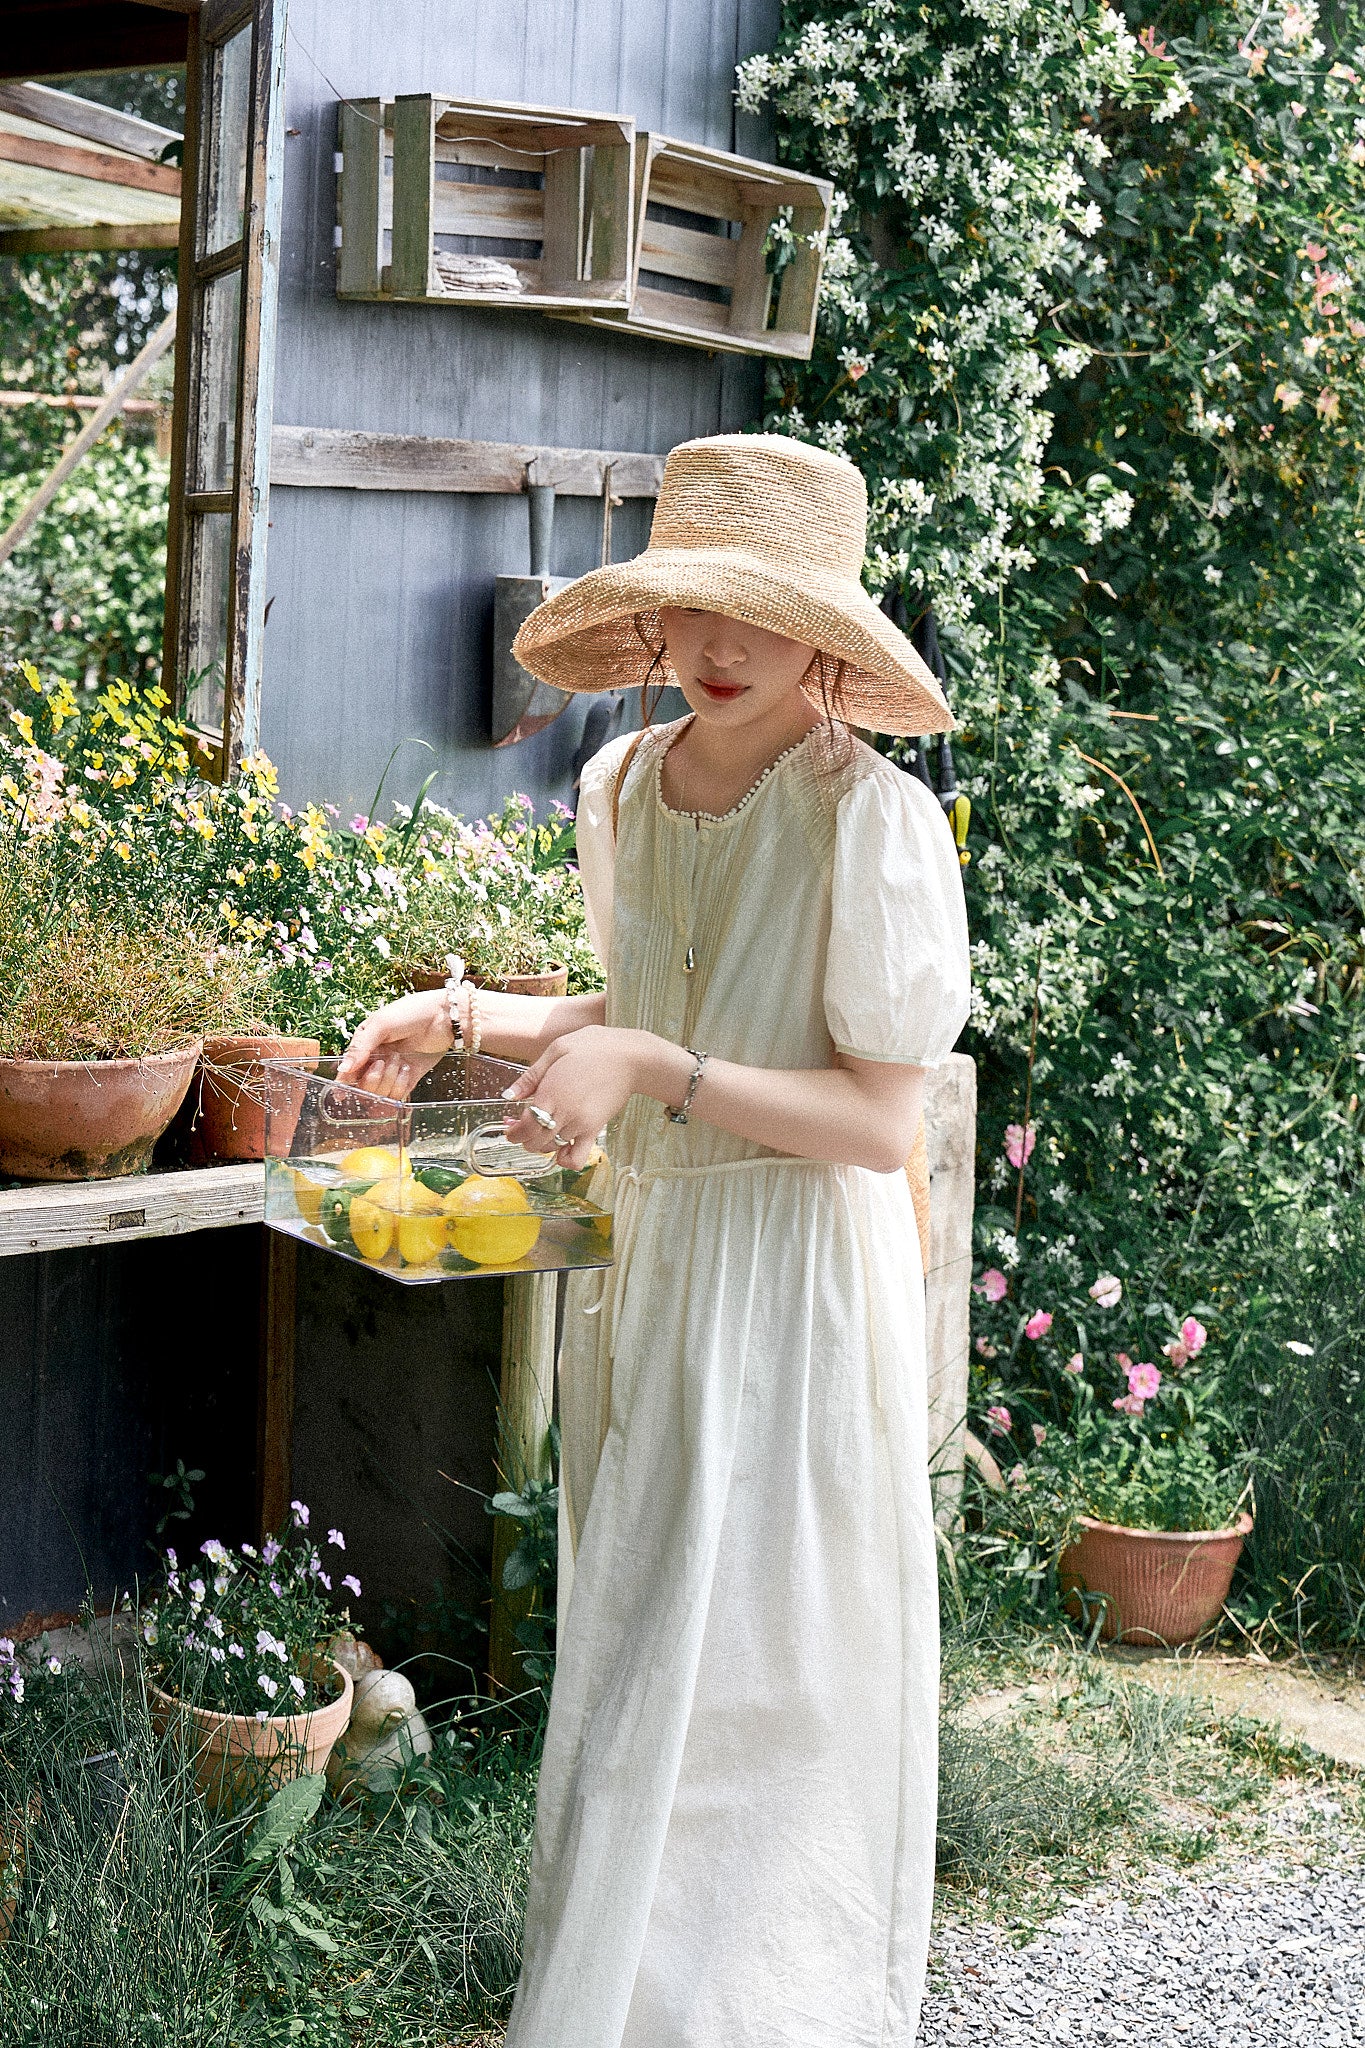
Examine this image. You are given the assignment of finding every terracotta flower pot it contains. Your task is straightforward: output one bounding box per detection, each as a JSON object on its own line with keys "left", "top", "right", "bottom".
{"left": 1059, "top": 1512, "right": 1253, "bottom": 1645}
{"left": 148, "top": 1656, "right": 354, "bottom": 1814}
{"left": 0, "top": 1039, "right": 203, "bottom": 1181}
{"left": 188, "top": 1034, "right": 322, "bottom": 1163}
{"left": 404, "top": 964, "right": 569, "bottom": 999}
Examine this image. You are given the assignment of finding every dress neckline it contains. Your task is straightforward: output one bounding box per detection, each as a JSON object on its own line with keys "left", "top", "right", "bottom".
{"left": 654, "top": 718, "right": 820, "bottom": 825}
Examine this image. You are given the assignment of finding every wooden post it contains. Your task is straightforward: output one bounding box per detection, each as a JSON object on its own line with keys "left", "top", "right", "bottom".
{"left": 256, "top": 1229, "right": 297, "bottom": 1540}
{"left": 489, "top": 1271, "right": 556, "bottom": 1693}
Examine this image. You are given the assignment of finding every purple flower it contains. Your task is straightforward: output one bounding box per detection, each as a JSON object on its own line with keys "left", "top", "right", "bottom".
{"left": 258, "top": 1672, "right": 280, "bottom": 1700}
{"left": 165, "top": 1548, "right": 178, "bottom": 1569}
{"left": 317, "top": 1570, "right": 332, "bottom": 1591}
{"left": 342, "top": 1574, "right": 362, "bottom": 1599}
{"left": 200, "top": 1538, "right": 230, "bottom": 1566}
{"left": 290, "top": 1499, "right": 310, "bottom": 1528}
{"left": 262, "top": 1537, "right": 281, "bottom": 1565}
{"left": 269, "top": 1579, "right": 284, "bottom": 1597}
{"left": 327, "top": 1528, "right": 345, "bottom": 1550}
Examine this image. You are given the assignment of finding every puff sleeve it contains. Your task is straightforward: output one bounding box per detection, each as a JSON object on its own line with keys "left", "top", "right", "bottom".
{"left": 823, "top": 765, "right": 971, "bottom": 1066}
{"left": 572, "top": 733, "right": 635, "bottom": 967}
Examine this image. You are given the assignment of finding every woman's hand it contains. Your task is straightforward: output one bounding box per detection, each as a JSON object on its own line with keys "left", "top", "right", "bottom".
{"left": 502, "top": 1026, "right": 682, "bottom": 1169}
{"left": 337, "top": 990, "right": 451, "bottom": 1099}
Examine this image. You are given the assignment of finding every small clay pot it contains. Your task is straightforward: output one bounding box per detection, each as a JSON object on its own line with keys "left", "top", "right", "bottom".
{"left": 189, "top": 1035, "right": 321, "bottom": 1163}
{"left": 403, "top": 964, "right": 569, "bottom": 999}
{"left": 148, "top": 1656, "right": 353, "bottom": 1814}
{"left": 0, "top": 1040, "right": 203, "bottom": 1181}
{"left": 1059, "top": 1512, "right": 1253, "bottom": 1646}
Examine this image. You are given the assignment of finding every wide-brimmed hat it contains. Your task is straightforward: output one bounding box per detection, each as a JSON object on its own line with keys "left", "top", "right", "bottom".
{"left": 511, "top": 434, "right": 952, "bottom": 737}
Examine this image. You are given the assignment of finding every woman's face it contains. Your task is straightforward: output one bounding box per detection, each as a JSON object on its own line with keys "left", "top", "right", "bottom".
{"left": 658, "top": 608, "right": 818, "bottom": 730}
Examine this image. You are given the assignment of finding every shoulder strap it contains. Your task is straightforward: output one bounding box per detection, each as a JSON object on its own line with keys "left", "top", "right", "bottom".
{"left": 610, "top": 727, "right": 648, "bottom": 844}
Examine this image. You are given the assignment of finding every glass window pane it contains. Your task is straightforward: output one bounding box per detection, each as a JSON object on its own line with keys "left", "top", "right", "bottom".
{"left": 191, "top": 268, "right": 241, "bottom": 491}
{"left": 184, "top": 512, "right": 233, "bottom": 734}
{"left": 203, "top": 24, "right": 252, "bottom": 255}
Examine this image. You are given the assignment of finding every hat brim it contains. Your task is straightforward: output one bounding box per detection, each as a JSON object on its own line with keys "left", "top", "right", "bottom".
{"left": 510, "top": 548, "right": 954, "bottom": 738}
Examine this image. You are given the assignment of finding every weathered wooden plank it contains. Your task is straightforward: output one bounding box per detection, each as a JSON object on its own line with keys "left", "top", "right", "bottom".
{"left": 489, "top": 1270, "right": 556, "bottom": 1692}
{"left": 0, "top": 223, "right": 180, "bottom": 254}
{"left": 390, "top": 93, "right": 437, "bottom": 297}
{"left": 270, "top": 425, "right": 666, "bottom": 496}
{"left": 337, "top": 97, "right": 383, "bottom": 299}
{"left": 639, "top": 215, "right": 738, "bottom": 289}
{"left": 0, "top": 124, "right": 181, "bottom": 197}
{"left": 0, "top": 1164, "right": 262, "bottom": 1260}
{"left": 0, "top": 83, "right": 181, "bottom": 166}
{"left": 431, "top": 180, "right": 544, "bottom": 238}
{"left": 728, "top": 202, "right": 777, "bottom": 335}
{"left": 630, "top": 284, "right": 731, "bottom": 334}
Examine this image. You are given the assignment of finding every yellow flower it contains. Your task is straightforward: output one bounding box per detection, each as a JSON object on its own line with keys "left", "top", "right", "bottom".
{"left": 10, "top": 711, "right": 34, "bottom": 744}
{"left": 21, "top": 662, "right": 41, "bottom": 694}
{"left": 114, "top": 842, "right": 132, "bottom": 862}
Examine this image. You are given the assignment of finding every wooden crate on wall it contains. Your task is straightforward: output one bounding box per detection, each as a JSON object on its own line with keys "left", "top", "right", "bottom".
{"left": 337, "top": 94, "right": 634, "bottom": 312}
{"left": 557, "top": 133, "right": 833, "bottom": 360}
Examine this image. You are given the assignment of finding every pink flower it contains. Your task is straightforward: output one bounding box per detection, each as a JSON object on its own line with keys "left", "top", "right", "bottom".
{"left": 1180, "top": 1317, "right": 1207, "bottom": 1356}
{"left": 327, "top": 1528, "right": 346, "bottom": 1550}
{"left": 1128, "top": 1360, "right": 1162, "bottom": 1400}
{"left": 1089, "top": 1274, "right": 1122, "bottom": 1309}
{"left": 343, "top": 1574, "right": 362, "bottom": 1598}
{"left": 1024, "top": 1310, "right": 1053, "bottom": 1341}
{"left": 975, "top": 1268, "right": 1008, "bottom": 1303}
{"left": 985, "top": 1404, "right": 1012, "bottom": 1436}
{"left": 975, "top": 1336, "right": 998, "bottom": 1358}
{"left": 1113, "top": 1393, "right": 1146, "bottom": 1416}
{"left": 1064, "top": 1353, "right": 1084, "bottom": 1374}
{"left": 1032, "top": 1423, "right": 1047, "bottom": 1446}
{"left": 1004, "top": 1122, "right": 1036, "bottom": 1169}
{"left": 1007, "top": 1463, "right": 1029, "bottom": 1490}
{"left": 1163, "top": 1338, "right": 1190, "bottom": 1369}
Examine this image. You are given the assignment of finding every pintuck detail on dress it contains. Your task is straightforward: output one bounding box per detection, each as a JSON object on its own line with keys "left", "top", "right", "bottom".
{"left": 506, "top": 720, "right": 971, "bottom": 2048}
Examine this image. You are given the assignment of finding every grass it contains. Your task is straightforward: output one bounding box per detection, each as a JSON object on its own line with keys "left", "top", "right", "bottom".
{"left": 3, "top": 1609, "right": 1359, "bottom": 2040}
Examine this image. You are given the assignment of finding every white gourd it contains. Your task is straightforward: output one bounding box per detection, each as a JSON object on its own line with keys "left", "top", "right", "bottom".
{"left": 326, "top": 1667, "right": 433, "bottom": 1796}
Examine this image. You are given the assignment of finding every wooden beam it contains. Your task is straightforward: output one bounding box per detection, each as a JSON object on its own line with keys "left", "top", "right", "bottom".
{"left": 0, "top": 126, "right": 181, "bottom": 196}
{"left": 0, "top": 1162, "right": 261, "bottom": 1260}
{"left": 0, "top": 223, "right": 178, "bottom": 254}
{"left": 257, "top": 1229, "right": 297, "bottom": 1540}
{"left": 0, "top": 7, "right": 189, "bottom": 82}
{"left": 0, "top": 388, "right": 160, "bottom": 412}
{"left": 271, "top": 426, "right": 665, "bottom": 498}
{"left": 0, "top": 82, "right": 181, "bottom": 164}
{"left": 0, "top": 310, "right": 176, "bottom": 569}
{"left": 489, "top": 1271, "right": 557, "bottom": 1693}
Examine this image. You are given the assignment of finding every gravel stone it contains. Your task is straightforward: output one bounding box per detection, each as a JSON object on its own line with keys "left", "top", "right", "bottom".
{"left": 921, "top": 1855, "right": 1365, "bottom": 2047}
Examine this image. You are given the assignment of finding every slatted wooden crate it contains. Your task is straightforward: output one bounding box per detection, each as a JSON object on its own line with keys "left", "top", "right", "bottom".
{"left": 556, "top": 132, "right": 833, "bottom": 359}
{"left": 337, "top": 94, "right": 634, "bottom": 311}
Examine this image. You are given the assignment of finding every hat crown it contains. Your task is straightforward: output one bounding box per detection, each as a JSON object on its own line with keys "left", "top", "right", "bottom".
{"left": 648, "top": 434, "right": 867, "bottom": 581}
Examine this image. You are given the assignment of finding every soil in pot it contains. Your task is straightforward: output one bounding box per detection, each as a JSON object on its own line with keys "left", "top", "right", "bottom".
{"left": 1059, "top": 1512, "right": 1253, "bottom": 1645}
{"left": 184, "top": 1034, "right": 322, "bottom": 1164}
{"left": 149, "top": 1656, "right": 353, "bottom": 1814}
{"left": 0, "top": 1039, "right": 203, "bottom": 1181}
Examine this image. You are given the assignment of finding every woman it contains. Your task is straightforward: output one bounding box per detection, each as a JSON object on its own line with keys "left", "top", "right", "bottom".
{"left": 340, "top": 434, "right": 970, "bottom": 2047}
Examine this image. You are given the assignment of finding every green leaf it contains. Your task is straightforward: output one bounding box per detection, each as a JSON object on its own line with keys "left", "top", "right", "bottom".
{"left": 243, "top": 1772, "right": 326, "bottom": 1864}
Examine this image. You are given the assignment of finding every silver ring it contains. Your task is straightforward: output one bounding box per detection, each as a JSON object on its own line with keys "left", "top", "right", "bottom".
{"left": 555, "top": 1135, "right": 577, "bottom": 1152}
{"left": 527, "top": 1103, "right": 559, "bottom": 1134}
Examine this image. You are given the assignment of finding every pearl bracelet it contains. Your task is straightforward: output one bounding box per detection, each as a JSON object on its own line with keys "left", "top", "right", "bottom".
{"left": 444, "top": 953, "right": 468, "bottom": 1052}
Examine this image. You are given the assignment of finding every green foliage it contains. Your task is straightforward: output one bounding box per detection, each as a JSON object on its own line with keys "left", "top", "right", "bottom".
{"left": 0, "top": 445, "right": 170, "bottom": 690}
{"left": 746, "top": 0, "right": 1365, "bottom": 1639}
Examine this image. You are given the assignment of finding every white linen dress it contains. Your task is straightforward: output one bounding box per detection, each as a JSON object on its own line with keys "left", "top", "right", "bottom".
{"left": 504, "top": 718, "right": 971, "bottom": 2048}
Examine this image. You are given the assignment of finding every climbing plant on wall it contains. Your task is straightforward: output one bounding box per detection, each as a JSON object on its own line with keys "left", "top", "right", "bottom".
{"left": 742, "top": 1, "right": 1365, "bottom": 1319}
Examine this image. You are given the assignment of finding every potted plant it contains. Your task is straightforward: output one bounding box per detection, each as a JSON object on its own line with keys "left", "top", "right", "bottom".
{"left": 0, "top": 845, "right": 268, "bottom": 1180}
{"left": 974, "top": 1287, "right": 1251, "bottom": 1644}
{"left": 144, "top": 1503, "right": 359, "bottom": 1812}
{"left": 181, "top": 1030, "right": 323, "bottom": 1164}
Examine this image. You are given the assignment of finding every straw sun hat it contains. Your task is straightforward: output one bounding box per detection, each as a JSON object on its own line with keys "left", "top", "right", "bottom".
{"left": 512, "top": 433, "right": 952, "bottom": 738}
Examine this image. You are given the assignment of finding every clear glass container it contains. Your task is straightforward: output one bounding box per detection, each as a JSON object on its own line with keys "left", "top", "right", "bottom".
{"left": 263, "top": 1054, "right": 613, "bottom": 1284}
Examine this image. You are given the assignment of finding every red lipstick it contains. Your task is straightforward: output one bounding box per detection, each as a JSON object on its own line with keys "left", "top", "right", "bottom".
{"left": 700, "top": 679, "right": 746, "bottom": 701}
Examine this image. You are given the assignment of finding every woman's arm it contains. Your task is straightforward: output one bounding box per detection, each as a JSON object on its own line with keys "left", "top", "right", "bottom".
{"left": 337, "top": 986, "right": 606, "bottom": 1098}
{"left": 502, "top": 1025, "right": 924, "bottom": 1175}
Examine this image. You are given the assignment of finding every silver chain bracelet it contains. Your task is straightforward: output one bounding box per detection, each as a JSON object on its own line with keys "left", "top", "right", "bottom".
{"left": 665, "top": 1048, "right": 708, "bottom": 1125}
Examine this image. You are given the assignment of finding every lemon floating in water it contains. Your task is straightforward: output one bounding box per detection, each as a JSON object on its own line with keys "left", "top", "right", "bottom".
{"left": 347, "top": 1192, "right": 394, "bottom": 1262}
{"left": 339, "top": 1144, "right": 409, "bottom": 1186}
{"left": 443, "top": 1176, "right": 541, "bottom": 1267}
{"left": 291, "top": 1167, "right": 327, "bottom": 1226}
{"left": 365, "top": 1175, "right": 447, "bottom": 1266}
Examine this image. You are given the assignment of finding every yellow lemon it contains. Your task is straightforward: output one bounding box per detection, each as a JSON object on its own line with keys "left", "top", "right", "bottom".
{"left": 364, "top": 1176, "right": 448, "bottom": 1266}
{"left": 339, "top": 1144, "right": 409, "bottom": 1186}
{"left": 291, "top": 1168, "right": 327, "bottom": 1226}
{"left": 443, "top": 1175, "right": 541, "bottom": 1267}
{"left": 347, "top": 1194, "right": 394, "bottom": 1262}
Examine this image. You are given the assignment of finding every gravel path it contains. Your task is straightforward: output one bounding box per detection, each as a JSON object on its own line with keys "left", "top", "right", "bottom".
{"left": 921, "top": 1841, "right": 1365, "bottom": 2047}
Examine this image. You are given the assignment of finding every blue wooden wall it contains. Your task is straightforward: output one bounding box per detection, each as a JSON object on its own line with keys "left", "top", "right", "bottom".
{"left": 261, "top": 0, "right": 778, "bottom": 821}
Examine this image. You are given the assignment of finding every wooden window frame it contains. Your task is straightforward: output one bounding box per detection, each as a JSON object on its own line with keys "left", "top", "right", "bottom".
{"left": 161, "top": 0, "right": 287, "bottom": 780}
